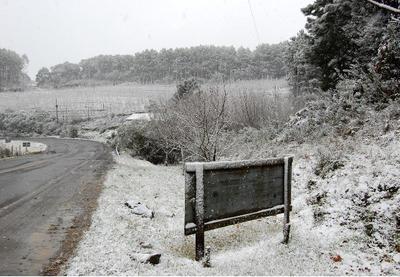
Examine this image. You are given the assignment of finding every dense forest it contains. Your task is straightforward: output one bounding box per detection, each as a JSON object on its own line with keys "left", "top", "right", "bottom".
{"left": 36, "top": 43, "right": 287, "bottom": 87}
{"left": 285, "top": 0, "right": 400, "bottom": 102}
{"left": 0, "top": 49, "right": 30, "bottom": 91}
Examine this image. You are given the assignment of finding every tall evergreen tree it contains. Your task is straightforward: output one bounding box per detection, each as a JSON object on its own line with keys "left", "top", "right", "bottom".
{"left": 302, "top": 0, "right": 358, "bottom": 91}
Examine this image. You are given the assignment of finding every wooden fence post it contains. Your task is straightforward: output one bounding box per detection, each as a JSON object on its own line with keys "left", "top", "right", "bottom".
{"left": 55, "top": 99, "right": 59, "bottom": 123}
{"left": 282, "top": 156, "right": 292, "bottom": 244}
{"left": 195, "top": 163, "right": 205, "bottom": 261}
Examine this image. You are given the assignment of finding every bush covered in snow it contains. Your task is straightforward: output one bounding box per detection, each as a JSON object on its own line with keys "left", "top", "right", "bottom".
{"left": 0, "top": 110, "right": 90, "bottom": 138}
{"left": 138, "top": 80, "right": 307, "bottom": 163}
{"left": 68, "top": 126, "right": 79, "bottom": 138}
{"left": 0, "top": 146, "right": 12, "bottom": 158}
{"left": 114, "top": 122, "right": 181, "bottom": 165}
{"left": 0, "top": 110, "right": 59, "bottom": 136}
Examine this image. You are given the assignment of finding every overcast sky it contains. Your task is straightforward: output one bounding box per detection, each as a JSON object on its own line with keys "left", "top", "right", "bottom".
{"left": 0, "top": 0, "right": 313, "bottom": 78}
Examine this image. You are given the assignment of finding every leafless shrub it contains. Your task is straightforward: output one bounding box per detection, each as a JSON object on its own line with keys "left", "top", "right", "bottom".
{"left": 227, "top": 90, "right": 310, "bottom": 145}
{"left": 149, "top": 80, "right": 307, "bottom": 162}
{"left": 152, "top": 86, "right": 228, "bottom": 162}
{"left": 228, "top": 91, "right": 294, "bottom": 130}
{"left": 69, "top": 126, "right": 79, "bottom": 138}
{"left": 114, "top": 122, "right": 180, "bottom": 164}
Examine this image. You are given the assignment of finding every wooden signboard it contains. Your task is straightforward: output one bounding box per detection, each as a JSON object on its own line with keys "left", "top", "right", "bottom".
{"left": 184, "top": 157, "right": 293, "bottom": 261}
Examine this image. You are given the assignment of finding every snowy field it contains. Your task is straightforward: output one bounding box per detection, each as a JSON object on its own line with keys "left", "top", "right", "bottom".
{"left": 65, "top": 135, "right": 400, "bottom": 275}
{"left": 0, "top": 83, "right": 174, "bottom": 114}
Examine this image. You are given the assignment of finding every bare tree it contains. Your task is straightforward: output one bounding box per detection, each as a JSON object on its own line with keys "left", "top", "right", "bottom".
{"left": 152, "top": 86, "right": 228, "bottom": 162}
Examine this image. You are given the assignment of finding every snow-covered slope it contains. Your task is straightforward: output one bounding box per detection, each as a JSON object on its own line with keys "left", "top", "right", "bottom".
{"left": 65, "top": 134, "right": 399, "bottom": 275}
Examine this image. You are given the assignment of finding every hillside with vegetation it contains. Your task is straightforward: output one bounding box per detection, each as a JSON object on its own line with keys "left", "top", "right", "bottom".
{"left": 87, "top": 1, "right": 399, "bottom": 274}
{"left": 113, "top": 0, "right": 400, "bottom": 164}
{"left": 286, "top": 0, "right": 399, "bottom": 101}
{"left": 0, "top": 0, "right": 399, "bottom": 274}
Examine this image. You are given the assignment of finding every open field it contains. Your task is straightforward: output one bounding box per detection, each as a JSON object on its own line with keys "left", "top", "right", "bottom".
{"left": 0, "top": 83, "right": 176, "bottom": 115}
{"left": 223, "top": 78, "right": 289, "bottom": 95}
{"left": 0, "top": 79, "right": 288, "bottom": 116}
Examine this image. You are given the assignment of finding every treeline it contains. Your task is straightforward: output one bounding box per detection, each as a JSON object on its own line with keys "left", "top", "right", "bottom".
{"left": 0, "top": 49, "right": 30, "bottom": 91}
{"left": 36, "top": 44, "right": 287, "bottom": 88}
{"left": 286, "top": 0, "right": 400, "bottom": 102}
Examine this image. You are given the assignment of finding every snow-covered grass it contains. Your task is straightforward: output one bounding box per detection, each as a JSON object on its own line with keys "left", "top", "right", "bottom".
{"left": 64, "top": 98, "right": 400, "bottom": 275}
{"left": 0, "top": 79, "right": 287, "bottom": 115}
{"left": 0, "top": 83, "right": 174, "bottom": 114}
{"left": 65, "top": 130, "right": 400, "bottom": 275}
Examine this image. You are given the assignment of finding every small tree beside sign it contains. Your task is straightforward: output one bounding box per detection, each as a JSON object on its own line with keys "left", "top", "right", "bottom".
{"left": 184, "top": 157, "right": 293, "bottom": 261}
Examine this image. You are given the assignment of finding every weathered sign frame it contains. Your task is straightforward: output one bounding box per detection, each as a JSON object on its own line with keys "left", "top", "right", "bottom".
{"left": 22, "top": 142, "right": 31, "bottom": 147}
{"left": 184, "top": 157, "right": 293, "bottom": 261}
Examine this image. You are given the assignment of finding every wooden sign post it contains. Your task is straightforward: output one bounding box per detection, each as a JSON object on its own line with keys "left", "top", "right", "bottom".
{"left": 184, "top": 157, "right": 293, "bottom": 261}
{"left": 22, "top": 142, "right": 31, "bottom": 153}
{"left": 22, "top": 142, "right": 31, "bottom": 147}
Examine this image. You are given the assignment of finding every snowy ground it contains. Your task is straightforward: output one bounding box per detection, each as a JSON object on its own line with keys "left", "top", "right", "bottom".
{"left": 125, "top": 113, "right": 151, "bottom": 121}
{"left": 65, "top": 132, "right": 400, "bottom": 275}
{"left": 0, "top": 139, "right": 47, "bottom": 156}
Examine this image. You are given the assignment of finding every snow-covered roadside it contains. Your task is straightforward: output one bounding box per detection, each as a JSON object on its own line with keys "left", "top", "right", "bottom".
{"left": 64, "top": 138, "right": 399, "bottom": 275}
{"left": 0, "top": 139, "right": 47, "bottom": 156}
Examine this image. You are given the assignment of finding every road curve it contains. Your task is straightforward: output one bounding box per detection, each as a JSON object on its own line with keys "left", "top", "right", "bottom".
{"left": 0, "top": 138, "right": 113, "bottom": 275}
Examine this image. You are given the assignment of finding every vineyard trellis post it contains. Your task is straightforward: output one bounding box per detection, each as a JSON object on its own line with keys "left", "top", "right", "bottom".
{"left": 55, "top": 99, "right": 59, "bottom": 123}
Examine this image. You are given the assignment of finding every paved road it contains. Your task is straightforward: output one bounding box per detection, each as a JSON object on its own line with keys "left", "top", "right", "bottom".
{"left": 0, "top": 138, "right": 112, "bottom": 275}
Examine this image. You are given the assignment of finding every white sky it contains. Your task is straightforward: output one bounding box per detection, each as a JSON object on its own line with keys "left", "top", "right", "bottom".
{"left": 0, "top": 0, "right": 313, "bottom": 78}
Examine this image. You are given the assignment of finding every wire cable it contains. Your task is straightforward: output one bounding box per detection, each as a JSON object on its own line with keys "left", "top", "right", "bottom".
{"left": 247, "top": 0, "right": 261, "bottom": 44}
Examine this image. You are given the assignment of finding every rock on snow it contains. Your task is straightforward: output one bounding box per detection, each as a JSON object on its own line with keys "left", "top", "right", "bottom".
{"left": 130, "top": 252, "right": 161, "bottom": 265}
{"left": 125, "top": 200, "right": 154, "bottom": 218}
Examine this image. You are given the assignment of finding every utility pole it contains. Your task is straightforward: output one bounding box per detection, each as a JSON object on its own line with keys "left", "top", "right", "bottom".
{"left": 55, "top": 99, "right": 59, "bottom": 123}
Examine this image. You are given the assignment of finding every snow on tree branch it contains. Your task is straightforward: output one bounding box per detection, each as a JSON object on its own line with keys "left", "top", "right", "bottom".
{"left": 367, "top": 0, "right": 400, "bottom": 14}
